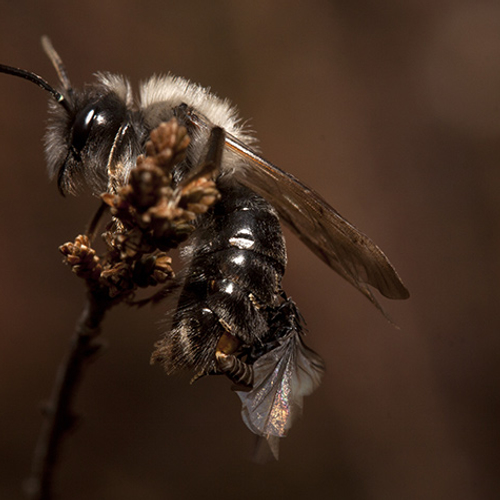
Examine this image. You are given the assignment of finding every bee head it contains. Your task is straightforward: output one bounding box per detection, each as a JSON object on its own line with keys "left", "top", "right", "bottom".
{"left": 0, "top": 37, "right": 141, "bottom": 195}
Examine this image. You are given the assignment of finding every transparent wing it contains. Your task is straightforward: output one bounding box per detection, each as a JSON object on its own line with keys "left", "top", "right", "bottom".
{"left": 182, "top": 106, "right": 410, "bottom": 313}
{"left": 227, "top": 139, "right": 409, "bottom": 316}
{"left": 236, "top": 328, "right": 325, "bottom": 459}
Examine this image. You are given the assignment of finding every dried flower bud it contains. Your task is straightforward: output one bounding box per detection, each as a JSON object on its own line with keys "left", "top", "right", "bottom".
{"left": 152, "top": 254, "right": 174, "bottom": 283}
{"left": 145, "top": 121, "right": 190, "bottom": 173}
{"left": 60, "top": 119, "right": 219, "bottom": 303}
{"left": 128, "top": 164, "right": 165, "bottom": 212}
{"left": 99, "top": 262, "right": 134, "bottom": 298}
{"left": 132, "top": 253, "right": 174, "bottom": 288}
{"left": 59, "top": 235, "right": 102, "bottom": 284}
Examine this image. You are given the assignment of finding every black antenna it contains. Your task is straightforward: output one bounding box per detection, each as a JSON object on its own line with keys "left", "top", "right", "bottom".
{"left": 0, "top": 36, "right": 72, "bottom": 113}
{"left": 0, "top": 63, "right": 71, "bottom": 113}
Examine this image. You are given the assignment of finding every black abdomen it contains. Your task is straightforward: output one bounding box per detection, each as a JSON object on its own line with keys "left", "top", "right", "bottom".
{"left": 154, "top": 177, "right": 287, "bottom": 376}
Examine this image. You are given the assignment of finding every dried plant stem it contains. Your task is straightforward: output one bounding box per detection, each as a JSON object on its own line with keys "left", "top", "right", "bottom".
{"left": 24, "top": 290, "right": 113, "bottom": 500}
{"left": 23, "top": 119, "right": 221, "bottom": 499}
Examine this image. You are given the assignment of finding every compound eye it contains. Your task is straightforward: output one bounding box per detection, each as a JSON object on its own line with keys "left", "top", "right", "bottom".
{"left": 71, "top": 102, "right": 97, "bottom": 153}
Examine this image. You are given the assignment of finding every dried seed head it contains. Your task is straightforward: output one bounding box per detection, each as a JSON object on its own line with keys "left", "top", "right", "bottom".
{"left": 61, "top": 119, "right": 220, "bottom": 302}
{"left": 99, "top": 262, "right": 134, "bottom": 298}
{"left": 153, "top": 254, "right": 174, "bottom": 282}
{"left": 132, "top": 253, "right": 174, "bottom": 288}
{"left": 127, "top": 164, "right": 166, "bottom": 212}
{"left": 101, "top": 119, "right": 220, "bottom": 249}
{"left": 178, "top": 176, "right": 220, "bottom": 216}
{"left": 145, "top": 121, "right": 190, "bottom": 173}
{"left": 59, "top": 235, "right": 102, "bottom": 284}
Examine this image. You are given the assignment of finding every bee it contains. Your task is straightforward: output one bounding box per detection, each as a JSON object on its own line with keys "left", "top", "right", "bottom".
{"left": 0, "top": 37, "right": 409, "bottom": 458}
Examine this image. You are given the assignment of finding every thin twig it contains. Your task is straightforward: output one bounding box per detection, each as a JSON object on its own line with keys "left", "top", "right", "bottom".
{"left": 24, "top": 290, "right": 113, "bottom": 500}
{"left": 22, "top": 119, "right": 220, "bottom": 499}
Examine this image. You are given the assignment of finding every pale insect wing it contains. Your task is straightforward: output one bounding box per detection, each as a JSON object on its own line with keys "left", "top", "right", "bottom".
{"left": 225, "top": 136, "right": 409, "bottom": 304}
{"left": 236, "top": 330, "right": 325, "bottom": 459}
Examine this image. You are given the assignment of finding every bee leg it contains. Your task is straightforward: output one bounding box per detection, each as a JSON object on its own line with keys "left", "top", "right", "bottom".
{"left": 177, "top": 125, "right": 226, "bottom": 187}
{"left": 214, "top": 331, "right": 254, "bottom": 388}
{"left": 85, "top": 200, "right": 109, "bottom": 240}
{"left": 202, "top": 125, "right": 225, "bottom": 174}
{"left": 216, "top": 352, "right": 254, "bottom": 388}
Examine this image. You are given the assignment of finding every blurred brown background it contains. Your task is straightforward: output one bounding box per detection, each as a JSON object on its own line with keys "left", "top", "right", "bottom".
{"left": 1, "top": 1, "right": 499, "bottom": 499}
